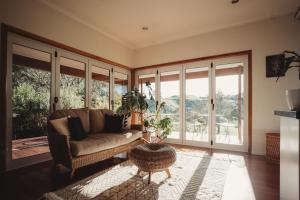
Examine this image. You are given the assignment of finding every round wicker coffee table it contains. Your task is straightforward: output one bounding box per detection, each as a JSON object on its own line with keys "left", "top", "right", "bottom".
{"left": 129, "top": 143, "right": 176, "bottom": 184}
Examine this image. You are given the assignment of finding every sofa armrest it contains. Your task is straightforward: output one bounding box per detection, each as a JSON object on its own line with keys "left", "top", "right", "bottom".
{"left": 47, "top": 126, "right": 73, "bottom": 169}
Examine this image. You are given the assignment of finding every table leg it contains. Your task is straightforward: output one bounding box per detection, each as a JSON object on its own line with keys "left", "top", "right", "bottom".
{"left": 165, "top": 168, "right": 171, "bottom": 178}
{"left": 148, "top": 172, "right": 152, "bottom": 184}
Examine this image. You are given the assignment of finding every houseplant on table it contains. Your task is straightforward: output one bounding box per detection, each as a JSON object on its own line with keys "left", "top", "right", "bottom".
{"left": 116, "top": 88, "right": 148, "bottom": 129}
{"left": 117, "top": 82, "right": 172, "bottom": 142}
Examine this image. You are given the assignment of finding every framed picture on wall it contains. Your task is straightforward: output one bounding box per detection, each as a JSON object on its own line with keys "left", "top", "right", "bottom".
{"left": 266, "top": 54, "right": 285, "bottom": 78}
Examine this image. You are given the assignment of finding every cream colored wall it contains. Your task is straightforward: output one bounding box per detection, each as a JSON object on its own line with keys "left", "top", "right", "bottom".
{"left": 134, "top": 15, "right": 300, "bottom": 155}
{"left": 0, "top": 0, "right": 134, "bottom": 67}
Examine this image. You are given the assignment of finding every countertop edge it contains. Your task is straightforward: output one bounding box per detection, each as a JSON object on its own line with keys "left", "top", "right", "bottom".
{"left": 274, "top": 110, "right": 300, "bottom": 119}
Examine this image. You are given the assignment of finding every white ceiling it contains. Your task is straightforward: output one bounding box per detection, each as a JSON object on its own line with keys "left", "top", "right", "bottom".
{"left": 40, "top": 0, "right": 299, "bottom": 49}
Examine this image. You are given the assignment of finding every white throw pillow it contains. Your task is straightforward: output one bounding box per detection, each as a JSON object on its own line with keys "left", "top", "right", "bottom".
{"left": 50, "top": 117, "right": 70, "bottom": 136}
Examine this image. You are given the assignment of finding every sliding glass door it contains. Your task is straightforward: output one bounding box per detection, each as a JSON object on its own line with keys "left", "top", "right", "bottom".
{"left": 5, "top": 33, "right": 131, "bottom": 170}
{"left": 138, "top": 74, "right": 156, "bottom": 118}
{"left": 184, "top": 63, "right": 211, "bottom": 147}
{"left": 160, "top": 70, "right": 181, "bottom": 141}
{"left": 90, "top": 62, "right": 110, "bottom": 109}
{"left": 135, "top": 56, "right": 248, "bottom": 152}
{"left": 57, "top": 52, "right": 88, "bottom": 109}
{"left": 113, "top": 70, "right": 129, "bottom": 111}
{"left": 7, "top": 34, "right": 55, "bottom": 169}
{"left": 212, "top": 59, "right": 247, "bottom": 151}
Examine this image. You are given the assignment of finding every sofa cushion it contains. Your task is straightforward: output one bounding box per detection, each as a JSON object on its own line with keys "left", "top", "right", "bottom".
{"left": 50, "top": 108, "right": 90, "bottom": 133}
{"left": 49, "top": 117, "right": 70, "bottom": 136}
{"left": 69, "top": 129, "right": 142, "bottom": 156}
{"left": 90, "top": 109, "right": 114, "bottom": 133}
{"left": 104, "top": 114, "right": 124, "bottom": 133}
{"left": 68, "top": 117, "right": 88, "bottom": 140}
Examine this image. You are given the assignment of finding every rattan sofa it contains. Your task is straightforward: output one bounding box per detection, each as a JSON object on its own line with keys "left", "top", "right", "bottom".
{"left": 47, "top": 108, "right": 143, "bottom": 178}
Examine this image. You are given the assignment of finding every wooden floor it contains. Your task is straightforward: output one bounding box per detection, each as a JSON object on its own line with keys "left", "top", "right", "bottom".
{"left": 12, "top": 136, "right": 49, "bottom": 159}
{"left": 0, "top": 145, "right": 279, "bottom": 200}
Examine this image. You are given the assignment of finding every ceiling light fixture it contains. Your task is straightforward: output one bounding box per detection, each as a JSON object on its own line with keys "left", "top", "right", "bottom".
{"left": 142, "top": 27, "right": 149, "bottom": 31}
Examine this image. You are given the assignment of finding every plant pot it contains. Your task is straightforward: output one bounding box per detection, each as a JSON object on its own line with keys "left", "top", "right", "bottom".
{"left": 131, "top": 112, "right": 141, "bottom": 125}
{"left": 286, "top": 88, "right": 300, "bottom": 111}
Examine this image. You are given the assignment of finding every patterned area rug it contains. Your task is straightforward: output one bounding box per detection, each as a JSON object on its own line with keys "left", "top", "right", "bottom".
{"left": 43, "top": 151, "right": 230, "bottom": 200}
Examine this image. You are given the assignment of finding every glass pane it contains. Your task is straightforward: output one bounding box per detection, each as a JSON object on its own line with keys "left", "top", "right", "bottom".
{"left": 138, "top": 74, "right": 156, "bottom": 117}
{"left": 91, "top": 66, "right": 110, "bottom": 109}
{"left": 160, "top": 71, "right": 180, "bottom": 139}
{"left": 60, "top": 57, "right": 86, "bottom": 109}
{"left": 185, "top": 67, "right": 209, "bottom": 142}
{"left": 12, "top": 44, "right": 51, "bottom": 159}
{"left": 114, "top": 72, "right": 128, "bottom": 111}
{"left": 215, "top": 63, "right": 244, "bottom": 145}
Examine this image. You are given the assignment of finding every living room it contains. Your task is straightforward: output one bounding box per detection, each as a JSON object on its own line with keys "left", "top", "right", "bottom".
{"left": 0, "top": 0, "right": 300, "bottom": 200}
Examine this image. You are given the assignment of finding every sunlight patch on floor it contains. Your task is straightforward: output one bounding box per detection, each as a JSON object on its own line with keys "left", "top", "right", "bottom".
{"left": 222, "top": 156, "right": 256, "bottom": 200}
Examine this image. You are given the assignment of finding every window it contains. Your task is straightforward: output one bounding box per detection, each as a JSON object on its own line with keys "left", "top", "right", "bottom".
{"left": 11, "top": 44, "right": 51, "bottom": 159}
{"left": 60, "top": 57, "right": 86, "bottom": 109}
{"left": 91, "top": 66, "right": 110, "bottom": 109}
{"left": 215, "top": 63, "right": 244, "bottom": 145}
{"left": 113, "top": 72, "right": 128, "bottom": 111}
{"left": 160, "top": 71, "right": 180, "bottom": 139}
{"left": 185, "top": 67, "right": 209, "bottom": 142}
{"left": 134, "top": 56, "right": 248, "bottom": 152}
{"left": 6, "top": 33, "right": 132, "bottom": 170}
{"left": 138, "top": 74, "right": 156, "bottom": 117}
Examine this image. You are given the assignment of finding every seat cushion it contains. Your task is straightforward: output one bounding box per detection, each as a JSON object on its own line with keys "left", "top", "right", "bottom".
{"left": 69, "top": 129, "right": 142, "bottom": 156}
{"left": 90, "top": 109, "right": 114, "bottom": 133}
{"left": 50, "top": 108, "right": 90, "bottom": 133}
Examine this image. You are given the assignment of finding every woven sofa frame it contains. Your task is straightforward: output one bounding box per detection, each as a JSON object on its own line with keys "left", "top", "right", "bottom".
{"left": 47, "top": 123, "right": 143, "bottom": 178}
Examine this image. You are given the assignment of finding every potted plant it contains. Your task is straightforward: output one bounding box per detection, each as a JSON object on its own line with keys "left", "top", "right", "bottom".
{"left": 116, "top": 88, "right": 148, "bottom": 128}
{"left": 143, "top": 82, "right": 172, "bottom": 142}
{"left": 275, "top": 51, "right": 300, "bottom": 111}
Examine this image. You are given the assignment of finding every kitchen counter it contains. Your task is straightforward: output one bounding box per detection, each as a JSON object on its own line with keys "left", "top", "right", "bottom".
{"left": 275, "top": 110, "right": 300, "bottom": 200}
{"left": 274, "top": 110, "right": 300, "bottom": 119}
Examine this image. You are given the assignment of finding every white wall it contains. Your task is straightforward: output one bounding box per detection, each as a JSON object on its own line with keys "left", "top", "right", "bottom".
{"left": 134, "top": 15, "right": 300, "bottom": 155}
{"left": 0, "top": 0, "right": 134, "bottom": 67}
